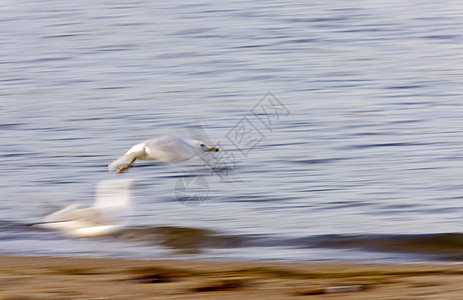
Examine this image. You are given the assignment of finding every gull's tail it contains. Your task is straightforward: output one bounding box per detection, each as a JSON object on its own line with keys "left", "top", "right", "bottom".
{"left": 108, "top": 153, "right": 136, "bottom": 170}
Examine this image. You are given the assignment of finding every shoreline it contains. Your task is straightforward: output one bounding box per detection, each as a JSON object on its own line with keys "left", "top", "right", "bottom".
{"left": 2, "top": 256, "right": 463, "bottom": 299}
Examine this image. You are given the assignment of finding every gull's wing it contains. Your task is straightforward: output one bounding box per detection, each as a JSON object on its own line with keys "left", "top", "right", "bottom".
{"left": 144, "top": 135, "right": 201, "bottom": 162}
{"left": 92, "top": 179, "right": 134, "bottom": 222}
{"left": 41, "top": 203, "right": 83, "bottom": 223}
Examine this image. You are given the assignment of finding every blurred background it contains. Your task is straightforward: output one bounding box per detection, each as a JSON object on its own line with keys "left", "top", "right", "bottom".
{"left": 1, "top": 0, "right": 463, "bottom": 263}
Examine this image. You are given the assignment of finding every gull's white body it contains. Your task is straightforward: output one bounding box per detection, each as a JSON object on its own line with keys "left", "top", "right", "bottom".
{"left": 37, "top": 179, "right": 133, "bottom": 238}
{"left": 109, "top": 135, "right": 211, "bottom": 171}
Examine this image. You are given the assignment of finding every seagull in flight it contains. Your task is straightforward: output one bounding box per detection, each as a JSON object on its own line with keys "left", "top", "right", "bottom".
{"left": 36, "top": 179, "right": 134, "bottom": 238}
{"left": 108, "top": 135, "right": 219, "bottom": 173}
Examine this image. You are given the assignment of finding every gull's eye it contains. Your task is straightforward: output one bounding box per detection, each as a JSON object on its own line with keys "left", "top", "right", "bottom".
{"left": 200, "top": 143, "right": 205, "bottom": 147}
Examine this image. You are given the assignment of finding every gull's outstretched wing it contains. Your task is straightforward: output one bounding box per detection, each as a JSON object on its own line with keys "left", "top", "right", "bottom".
{"left": 92, "top": 179, "right": 134, "bottom": 222}
{"left": 144, "top": 135, "right": 201, "bottom": 162}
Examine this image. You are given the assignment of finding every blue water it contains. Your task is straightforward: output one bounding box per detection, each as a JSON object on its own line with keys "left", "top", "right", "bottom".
{"left": 1, "top": 0, "right": 463, "bottom": 263}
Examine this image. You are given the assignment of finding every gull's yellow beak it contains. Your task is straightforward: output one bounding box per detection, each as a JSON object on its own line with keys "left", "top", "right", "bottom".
{"left": 205, "top": 147, "right": 219, "bottom": 152}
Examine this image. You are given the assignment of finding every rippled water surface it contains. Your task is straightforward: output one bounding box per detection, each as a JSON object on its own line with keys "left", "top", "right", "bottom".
{"left": 1, "top": 0, "right": 463, "bottom": 263}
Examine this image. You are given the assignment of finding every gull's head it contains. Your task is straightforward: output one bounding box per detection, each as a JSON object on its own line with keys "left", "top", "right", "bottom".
{"left": 191, "top": 140, "right": 219, "bottom": 152}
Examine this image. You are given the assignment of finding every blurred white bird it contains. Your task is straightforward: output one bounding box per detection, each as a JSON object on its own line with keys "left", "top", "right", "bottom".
{"left": 109, "top": 135, "right": 219, "bottom": 173}
{"left": 36, "top": 179, "right": 134, "bottom": 238}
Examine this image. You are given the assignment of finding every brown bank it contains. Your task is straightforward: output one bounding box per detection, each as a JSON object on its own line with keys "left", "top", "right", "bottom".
{"left": 1, "top": 256, "right": 463, "bottom": 299}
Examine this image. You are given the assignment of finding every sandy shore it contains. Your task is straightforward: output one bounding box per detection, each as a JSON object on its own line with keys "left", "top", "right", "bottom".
{"left": 1, "top": 256, "right": 463, "bottom": 299}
